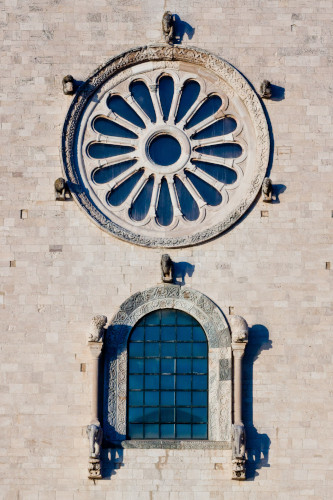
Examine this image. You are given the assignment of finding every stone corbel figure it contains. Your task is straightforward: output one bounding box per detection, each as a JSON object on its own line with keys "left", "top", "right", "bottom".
{"left": 232, "top": 423, "right": 246, "bottom": 480}
{"left": 54, "top": 177, "right": 69, "bottom": 201}
{"left": 62, "top": 75, "right": 75, "bottom": 95}
{"left": 230, "top": 315, "right": 248, "bottom": 343}
{"left": 262, "top": 177, "right": 273, "bottom": 203}
{"left": 88, "top": 315, "right": 107, "bottom": 342}
{"left": 260, "top": 79, "right": 272, "bottom": 99}
{"left": 86, "top": 420, "right": 103, "bottom": 459}
{"left": 86, "top": 420, "right": 103, "bottom": 479}
{"left": 161, "top": 254, "right": 173, "bottom": 283}
{"left": 162, "top": 11, "right": 174, "bottom": 44}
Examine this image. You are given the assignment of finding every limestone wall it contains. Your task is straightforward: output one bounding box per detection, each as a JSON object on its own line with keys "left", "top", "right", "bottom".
{"left": 0, "top": 0, "right": 332, "bottom": 498}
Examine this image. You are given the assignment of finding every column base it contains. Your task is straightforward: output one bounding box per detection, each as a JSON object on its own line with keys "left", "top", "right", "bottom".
{"left": 88, "top": 457, "right": 102, "bottom": 479}
{"left": 232, "top": 458, "right": 246, "bottom": 480}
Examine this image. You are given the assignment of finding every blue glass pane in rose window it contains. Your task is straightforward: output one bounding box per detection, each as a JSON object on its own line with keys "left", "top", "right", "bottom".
{"left": 130, "top": 80, "right": 156, "bottom": 123}
{"left": 93, "top": 160, "right": 137, "bottom": 185}
{"left": 108, "top": 170, "right": 144, "bottom": 207}
{"left": 108, "top": 95, "right": 145, "bottom": 128}
{"left": 185, "top": 95, "right": 222, "bottom": 130}
{"left": 159, "top": 76, "right": 174, "bottom": 121}
{"left": 130, "top": 175, "right": 154, "bottom": 222}
{"left": 93, "top": 116, "right": 138, "bottom": 138}
{"left": 175, "top": 80, "right": 200, "bottom": 123}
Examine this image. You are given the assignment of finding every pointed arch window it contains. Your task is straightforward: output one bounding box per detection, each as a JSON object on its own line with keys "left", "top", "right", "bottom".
{"left": 127, "top": 309, "right": 208, "bottom": 440}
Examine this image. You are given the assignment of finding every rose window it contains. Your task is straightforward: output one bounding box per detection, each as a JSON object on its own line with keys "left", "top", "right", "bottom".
{"left": 62, "top": 46, "right": 269, "bottom": 247}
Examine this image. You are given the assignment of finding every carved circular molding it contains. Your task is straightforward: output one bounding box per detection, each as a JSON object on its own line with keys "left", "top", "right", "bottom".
{"left": 62, "top": 45, "right": 270, "bottom": 247}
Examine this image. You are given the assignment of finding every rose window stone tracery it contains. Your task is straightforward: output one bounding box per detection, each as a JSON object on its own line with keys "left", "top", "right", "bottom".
{"left": 62, "top": 46, "right": 269, "bottom": 247}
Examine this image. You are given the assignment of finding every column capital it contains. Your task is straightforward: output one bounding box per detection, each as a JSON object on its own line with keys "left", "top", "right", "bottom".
{"left": 232, "top": 342, "right": 247, "bottom": 357}
{"left": 88, "top": 341, "right": 103, "bottom": 359}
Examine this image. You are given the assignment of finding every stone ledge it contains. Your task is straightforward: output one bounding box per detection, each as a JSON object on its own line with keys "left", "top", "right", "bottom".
{"left": 104, "top": 440, "right": 232, "bottom": 449}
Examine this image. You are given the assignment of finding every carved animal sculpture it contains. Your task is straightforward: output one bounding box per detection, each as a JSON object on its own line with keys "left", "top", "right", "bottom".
{"left": 229, "top": 315, "right": 248, "bottom": 343}
{"left": 88, "top": 315, "right": 107, "bottom": 342}
{"left": 161, "top": 254, "right": 173, "bottom": 283}
{"left": 62, "top": 75, "right": 75, "bottom": 95}
{"left": 86, "top": 421, "right": 103, "bottom": 458}
{"left": 232, "top": 423, "right": 246, "bottom": 459}
{"left": 262, "top": 177, "right": 273, "bottom": 202}
{"left": 54, "top": 177, "right": 67, "bottom": 201}
{"left": 260, "top": 79, "right": 272, "bottom": 99}
{"left": 162, "top": 11, "right": 174, "bottom": 44}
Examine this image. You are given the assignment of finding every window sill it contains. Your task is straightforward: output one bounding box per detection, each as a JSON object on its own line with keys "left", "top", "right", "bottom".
{"left": 105, "top": 440, "right": 231, "bottom": 449}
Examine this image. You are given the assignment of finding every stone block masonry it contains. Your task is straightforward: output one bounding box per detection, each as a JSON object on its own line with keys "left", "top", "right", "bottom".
{"left": 0, "top": 0, "right": 332, "bottom": 498}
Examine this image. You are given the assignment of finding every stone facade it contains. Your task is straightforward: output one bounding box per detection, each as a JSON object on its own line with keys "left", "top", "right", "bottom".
{"left": 0, "top": 1, "right": 332, "bottom": 499}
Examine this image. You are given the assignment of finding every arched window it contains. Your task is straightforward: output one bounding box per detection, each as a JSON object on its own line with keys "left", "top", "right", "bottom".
{"left": 127, "top": 309, "right": 208, "bottom": 440}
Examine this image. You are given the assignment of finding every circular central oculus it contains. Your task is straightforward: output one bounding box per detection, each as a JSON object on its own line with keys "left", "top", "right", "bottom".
{"left": 148, "top": 134, "right": 181, "bottom": 166}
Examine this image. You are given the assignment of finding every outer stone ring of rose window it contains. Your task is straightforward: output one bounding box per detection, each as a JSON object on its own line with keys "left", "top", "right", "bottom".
{"left": 62, "top": 45, "right": 270, "bottom": 248}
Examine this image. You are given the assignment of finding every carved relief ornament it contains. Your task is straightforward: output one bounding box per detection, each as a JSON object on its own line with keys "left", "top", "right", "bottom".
{"left": 62, "top": 45, "right": 270, "bottom": 247}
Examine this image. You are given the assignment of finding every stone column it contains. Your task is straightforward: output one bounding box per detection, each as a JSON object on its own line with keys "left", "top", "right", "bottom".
{"left": 86, "top": 315, "right": 107, "bottom": 480}
{"left": 229, "top": 315, "right": 248, "bottom": 480}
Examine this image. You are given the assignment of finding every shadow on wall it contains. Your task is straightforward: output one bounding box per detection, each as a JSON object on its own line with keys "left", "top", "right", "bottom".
{"left": 242, "top": 324, "right": 272, "bottom": 480}
{"left": 173, "top": 15, "right": 195, "bottom": 44}
{"left": 173, "top": 261, "right": 195, "bottom": 285}
{"left": 269, "top": 84, "right": 285, "bottom": 101}
{"left": 101, "top": 448, "right": 124, "bottom": 479}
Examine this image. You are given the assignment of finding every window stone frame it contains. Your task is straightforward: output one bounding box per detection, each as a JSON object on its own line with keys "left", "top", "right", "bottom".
{"left": 62, "top": 44, "right": 270, "bottom": 248}
{"left": 103, "top": 284, "right": 232, "bottom": 448}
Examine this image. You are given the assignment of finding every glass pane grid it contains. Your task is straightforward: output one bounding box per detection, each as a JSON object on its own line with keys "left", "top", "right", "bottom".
{"left": 127, "top": 309, "right": 208, "bottom": 440}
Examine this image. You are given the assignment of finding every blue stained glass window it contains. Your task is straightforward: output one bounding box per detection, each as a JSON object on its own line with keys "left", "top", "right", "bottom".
{"left": 127, "top": 309, "right": 208, "bottom": 440}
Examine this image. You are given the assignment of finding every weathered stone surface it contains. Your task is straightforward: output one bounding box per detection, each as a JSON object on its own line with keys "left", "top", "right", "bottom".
{"left": 0, "top": 0, "right": 332, "bottom": 497}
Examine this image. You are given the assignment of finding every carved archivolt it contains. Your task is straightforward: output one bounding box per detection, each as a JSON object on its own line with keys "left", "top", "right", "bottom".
{"left": 103, "top": 284, "right": 232, "bottom": 444}
{"left": 62, "top": 45, "right": 270, "bottom": 247}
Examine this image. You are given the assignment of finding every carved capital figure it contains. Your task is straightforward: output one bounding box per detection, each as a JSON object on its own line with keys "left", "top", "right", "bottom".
{"left": 229, "top": 315, "right": 248, "bottom": 343}
{"left": 161, "top": 254, "right": 173, "bottom": 283}
{"left": 262, "top": 177, "right": 273, "bottom": 202}
{"left": 54, "top": 177, "right": 68, "bottom": 201}
{"left": 62, "top": 75, "right": 75, "bottom": 95}
{"left": 88, "top": 315, "right": 107, "bottom": 342}
{"left": 162, "top": 11, "right": 174, "bottom": 44}
{"left": 232, "top": 423, "right": 246, "bottom": 479}
{"left": 86, "top": 420, "right": 103, "bottom": 459}
{"left": 260, "top": 79, "right": 272, "bottom": 99}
